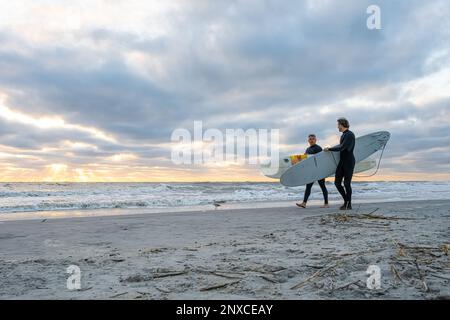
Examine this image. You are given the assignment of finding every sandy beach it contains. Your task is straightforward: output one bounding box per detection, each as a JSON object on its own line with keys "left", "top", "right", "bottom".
{"left": 0, "top": 199, "right": 449, "bottom": 300}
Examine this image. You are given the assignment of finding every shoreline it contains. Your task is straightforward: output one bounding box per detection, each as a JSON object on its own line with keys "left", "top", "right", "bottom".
{"left": 1, "top": 197, "right": 449, "bottom": 222}
{"left": 1, "top": 181, "right": 449, "bottom": 222}
{"left": 1, "top": 199, "right": 449, "bottom": 299}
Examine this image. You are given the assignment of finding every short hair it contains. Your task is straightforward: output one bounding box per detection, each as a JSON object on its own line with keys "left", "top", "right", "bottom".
{"left": 337, "top": 117, "right": 350, "bottom": 128}
{"left": 308, "top": 134, "right": 316, "bottom": 138}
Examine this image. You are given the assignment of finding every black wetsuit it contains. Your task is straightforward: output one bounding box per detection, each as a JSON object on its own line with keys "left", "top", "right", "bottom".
{"left": 303, "top": 144, "right": 328, "bottom": 204}
{"left": 329, "top": 129, "right": 356, "bottom": 206}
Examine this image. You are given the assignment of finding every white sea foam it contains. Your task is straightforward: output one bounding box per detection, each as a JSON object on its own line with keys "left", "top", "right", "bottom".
{"left": 0, "top": 181, "right": 449, "bottom": 214}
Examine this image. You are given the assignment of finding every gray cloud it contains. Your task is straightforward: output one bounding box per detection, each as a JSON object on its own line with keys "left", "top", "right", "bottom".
{"left": 0, "top": 0, "right": 449, "bottom": 177}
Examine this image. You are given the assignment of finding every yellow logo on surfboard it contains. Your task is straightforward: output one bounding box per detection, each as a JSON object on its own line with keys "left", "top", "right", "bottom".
{"left": 289, "top": 154, "right": 308, "bottom": 165}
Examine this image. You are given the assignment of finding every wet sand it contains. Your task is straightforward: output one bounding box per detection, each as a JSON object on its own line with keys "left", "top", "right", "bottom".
{"left": 0, "top": 199, "right": 449, "bottom": 299}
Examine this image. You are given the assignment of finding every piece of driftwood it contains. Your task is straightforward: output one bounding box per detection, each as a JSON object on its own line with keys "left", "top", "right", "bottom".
{"left": 241, "top": 267, "right": 284, "bottom": 274}
{"left": 304, "top": 264, "right": 325, "bottom": 269}
{"left": 110, "top": 292, "right": 128, "bottom": 298}
{"left": 78, "top": 286, "right": 93, "bottom": 292}
{"left": 195, "top": 268, "right": 245, "bottom": 277}
{"left": 414, "top": 260, "right": 429, "bottom": 292}
{"left": 153, "top": 271, "right": 188, "bottom": 279}
{"left": 155, "top": 287, "right": 171, "bottom": 294}
{"left": 291, "top": 262, "right": 341, "bottom": 290}
{"left": 271, "top": 267, "right": 288, "bottom": 273}
{"left": 395, "top": 242, "right": 444, "bottom": 259}
{"left": 330, "top": 247, "right": 385, "bottom": 258}
{"left": 259, "top": 275, "right": 279, "bottom": 283}
{"left": 333, "top": 280, "right": 362, "bottom": 291}
{"left": 390, "top": 264, "right": 403, "bottom": 282}
{"left": 199, "top": 280, "right": 241, "bottom": 291}
{"left": 207, "top": 271, "right": 242, "bottom": 279}
{"left": 398, "top": 243, "right": 438, "bottom": 250}
{"left": 365, "top": 208, "right": 379, "bottom": 215}
{"left": 428, "top": 274, "right": 450, "bottom": 281}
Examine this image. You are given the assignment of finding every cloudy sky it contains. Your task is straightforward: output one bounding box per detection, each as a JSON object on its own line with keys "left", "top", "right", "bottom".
{"left": 0, "top": 0, "right": 449, "bottom": 182}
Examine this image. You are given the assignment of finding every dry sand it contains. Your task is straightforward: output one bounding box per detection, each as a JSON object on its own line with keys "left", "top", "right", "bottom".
{"left": 0, "top": 199, "right": 449, "bottom": 299}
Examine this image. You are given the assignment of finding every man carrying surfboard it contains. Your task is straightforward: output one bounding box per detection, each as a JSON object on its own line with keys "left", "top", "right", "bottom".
{"left": 324, "top": 118, "right": 355, "bottom": 210}
{"left": 296, "top": 134, "right": 329, "bottom": 208}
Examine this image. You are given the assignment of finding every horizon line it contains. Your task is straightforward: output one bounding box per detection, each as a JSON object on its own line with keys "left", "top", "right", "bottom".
{"left": 1, "top": 180, "right": 449, "bottom": 183}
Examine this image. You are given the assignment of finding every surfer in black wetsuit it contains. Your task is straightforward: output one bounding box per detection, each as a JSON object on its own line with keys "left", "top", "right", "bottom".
{"left": 324, "top": 118, "right": 355, "bottom": 210}
{"left": 296, "top": 134, "right": 329, "bottom": 208}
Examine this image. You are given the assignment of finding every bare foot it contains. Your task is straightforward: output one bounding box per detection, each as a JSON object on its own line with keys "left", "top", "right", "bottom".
{"left": 296, "top": 202, "right": 307, "bottom": 208}
{"left": 320, "top": 204, "right": 330, "bottom": 208}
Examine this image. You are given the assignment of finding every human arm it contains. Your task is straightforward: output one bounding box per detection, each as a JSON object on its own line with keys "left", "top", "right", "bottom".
{"left": 328, "top": 132, "right": 354, "bottom": 152}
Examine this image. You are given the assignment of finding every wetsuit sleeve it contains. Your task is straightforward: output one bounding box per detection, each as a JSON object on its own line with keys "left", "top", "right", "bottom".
{"left": 305, "top": 145, "right": 322, "bottom": 154}
{"left": 329, "top": 133, "right": 354, "bottom": 152}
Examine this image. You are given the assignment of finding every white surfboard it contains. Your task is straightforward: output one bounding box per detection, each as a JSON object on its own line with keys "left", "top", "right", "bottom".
{"left": 260, "top": 156, "right": 376, "bottom": 179}
{"left": 279, "top": 131, "right": 390, "bottom": 187}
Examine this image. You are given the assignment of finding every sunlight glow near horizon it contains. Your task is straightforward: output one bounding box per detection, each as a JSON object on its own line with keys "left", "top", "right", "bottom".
{"left": 0, "top": 90, "right": 448, "bottom": 182}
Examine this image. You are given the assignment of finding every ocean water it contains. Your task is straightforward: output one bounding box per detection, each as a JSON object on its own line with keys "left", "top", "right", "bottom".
{"left": 0, "top": 181, "right": 449, "bottom": 216}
